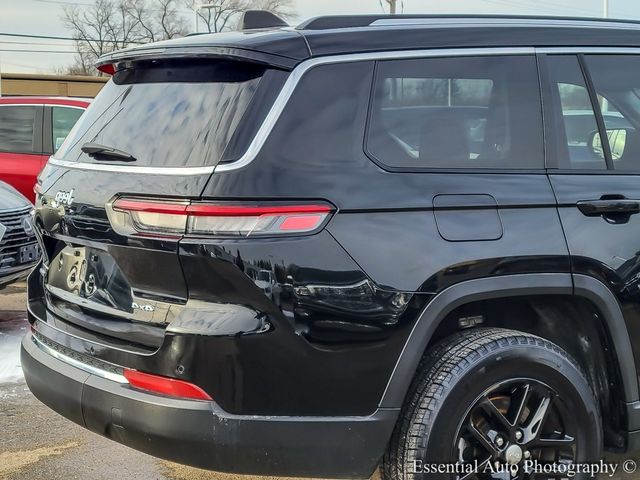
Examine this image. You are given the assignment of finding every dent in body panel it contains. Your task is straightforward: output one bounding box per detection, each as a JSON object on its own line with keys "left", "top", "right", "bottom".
{"left": 178, "top": 232, "right": 417, "bottom": 342}
{"left": 172, "top": 231, "right": 427, "bottom": 415}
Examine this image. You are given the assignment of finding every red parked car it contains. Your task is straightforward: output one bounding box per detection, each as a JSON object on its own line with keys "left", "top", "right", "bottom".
{"left": 0, "top": 97, "right": 90, "bottom": 202}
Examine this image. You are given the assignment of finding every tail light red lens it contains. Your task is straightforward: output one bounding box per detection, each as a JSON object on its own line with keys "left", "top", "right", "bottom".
{"left": 107, "top": 198, "right": 334, "bottom": 239}
{"left": 97, "top": 63, "right": 117, "bottom": 75}
{"left": 123, "top": 369, "right": 212, "bottom": 401}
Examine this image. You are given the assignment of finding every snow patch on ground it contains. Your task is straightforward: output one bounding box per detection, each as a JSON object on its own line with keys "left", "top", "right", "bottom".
{"left": 0, "top": 315, "right": 28, "bottom": 385}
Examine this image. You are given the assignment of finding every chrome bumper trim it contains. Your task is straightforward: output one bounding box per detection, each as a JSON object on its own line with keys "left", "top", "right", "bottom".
{"left": 31, "top": 333, "right": 128, "bottom": 384}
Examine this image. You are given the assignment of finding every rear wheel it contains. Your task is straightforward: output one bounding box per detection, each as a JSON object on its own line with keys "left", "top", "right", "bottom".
{"left": 382, "top": 328, "right": 601, "bottom": 480}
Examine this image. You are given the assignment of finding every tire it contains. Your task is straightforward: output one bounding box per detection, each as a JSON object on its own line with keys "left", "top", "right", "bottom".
{"left": 382, "top": 328, "right": 602, "bottom": 480}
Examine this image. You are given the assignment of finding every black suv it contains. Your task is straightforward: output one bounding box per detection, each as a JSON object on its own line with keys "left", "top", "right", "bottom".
{"left": 21, "top": 14, "right": 640, "bottom": 479}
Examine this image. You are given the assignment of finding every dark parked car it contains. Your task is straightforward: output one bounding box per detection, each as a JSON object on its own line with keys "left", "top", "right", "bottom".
{"left": 0, "top": 182, "right": 38, "bottom": 288}
{"left": 20, "top": 13, "right": 640, "bottom": 479}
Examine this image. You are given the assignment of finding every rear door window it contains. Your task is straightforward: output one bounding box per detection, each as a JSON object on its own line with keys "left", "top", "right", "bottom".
{"left": 583, "top": 55, "right": 640, "bottom": 171}
{"left": 366, "top": 55, "right": 544, "bottom": 169}
{"left": 0, "top": 105, "right": 38, "bottom": 154}
{"left": 544, "top": 55, "right": 607, "bottom": 170}
{"left": 52, "top": 107, "right": 84, "bottom": 152}
{"left": 55, "top": 59, "right": 276, "bottom": 168}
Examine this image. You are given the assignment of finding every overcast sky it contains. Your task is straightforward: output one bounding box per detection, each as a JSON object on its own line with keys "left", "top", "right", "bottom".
{"left": 0, "top": 0, "right": 638, "bottom": 74}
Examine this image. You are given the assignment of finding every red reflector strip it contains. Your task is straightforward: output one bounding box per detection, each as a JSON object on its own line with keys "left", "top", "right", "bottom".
{"left": 186, "top": 204, "right": 332, "bottom": 217}
{"left": 279, "top": 215, "right": 325, "bottom": 231}
{"left": 113, "top": 199, "right": 188, "bottom": 215}
{"left": 123, "top": 369, "right": 212, "bottom": 401}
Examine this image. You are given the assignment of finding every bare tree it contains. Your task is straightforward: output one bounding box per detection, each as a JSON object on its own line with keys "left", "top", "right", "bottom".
{"left": 127, "top": 0, "right": 189, "bottom": 42}
{"left": 63, "top": 0, "right": 293, "bottom": 75}
{"left": 379, "top": 0, "right": 402, "bottom": 14}
{"left": 62, "top": 0, "right": 188, "bottom": 75}
{"left": 186, "top": 0, "right": 294, "bottom": 34}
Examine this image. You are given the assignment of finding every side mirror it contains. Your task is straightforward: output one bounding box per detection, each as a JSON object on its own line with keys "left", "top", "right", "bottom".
{"left": 588, "top": 130, "right": 605, "bottom": 160}
{"left": 589, "top": 128, "right": 633, "bottom": 161}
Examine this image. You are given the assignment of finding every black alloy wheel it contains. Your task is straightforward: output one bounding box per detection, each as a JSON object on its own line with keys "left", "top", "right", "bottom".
{"left": 455, "top": 379, "right": 576, "bottom": 479}
{"left": 382, "top": 328, "right": 601, "bottom": 480}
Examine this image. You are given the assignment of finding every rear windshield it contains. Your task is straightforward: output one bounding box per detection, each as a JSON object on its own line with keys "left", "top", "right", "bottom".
{"left": 55, "top": 59, "right": 269, "bottom": 168}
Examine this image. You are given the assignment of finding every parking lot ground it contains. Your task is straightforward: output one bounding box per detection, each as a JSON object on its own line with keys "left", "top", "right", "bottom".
{"left": 0, "top": 283, "right": 302, "bottom": 480}
{"left": 0, "top": 282, "right": 638, "bottom": 480}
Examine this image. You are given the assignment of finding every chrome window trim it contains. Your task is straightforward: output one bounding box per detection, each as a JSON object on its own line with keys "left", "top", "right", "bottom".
{"left": 46, "top": 45, "right": 640, "bottom": 176}
{"left": 46, "top": 158, "right": 217, "bottom": 175}
{"left": 216, "top": 47, "right": 534, "bottom": 173}
{"left": 32, "top": 333, "right": 129, "bottom": 384}
{"left": 46, "top": 47, "right": 533, "bottom": 175}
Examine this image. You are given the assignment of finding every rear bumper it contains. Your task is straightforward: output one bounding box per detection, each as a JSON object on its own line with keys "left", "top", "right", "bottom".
{"left": 21, "top": 331, "right": 397, "bottom": 478}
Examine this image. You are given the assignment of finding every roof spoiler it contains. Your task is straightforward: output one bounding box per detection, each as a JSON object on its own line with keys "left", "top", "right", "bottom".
{"left": 239, "top": 10, "right": 288, "bottom": 30}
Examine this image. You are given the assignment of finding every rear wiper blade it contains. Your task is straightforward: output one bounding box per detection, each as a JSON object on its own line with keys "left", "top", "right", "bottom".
{"left": 81, "top": 142, "right": 137, "bottom": 162}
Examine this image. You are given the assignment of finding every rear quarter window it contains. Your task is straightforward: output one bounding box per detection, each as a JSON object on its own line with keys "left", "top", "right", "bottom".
{"left": 52, "top": 106, "right": 84, "bottom": 152}
{"left": 366, "top": 55, "right": 544, "bottom": 170}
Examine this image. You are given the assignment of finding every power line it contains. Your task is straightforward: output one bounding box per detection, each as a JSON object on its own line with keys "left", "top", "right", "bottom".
{"left": 32, "top": 0, "right": 93, "bottom": 5}
{"left": 0, "top": 49, "right": 77, "bottom": 54}
{"left": 0, "top": 60, "right": 47, "bottom": 69}
{"left": 482, "top": 0, "right": 598, "bottom": 16}
{"left": 0, "top": 40, "right": 76, "bottom": 47}
{"left": 0, "top": 32, "right": 144, "bottom": 44}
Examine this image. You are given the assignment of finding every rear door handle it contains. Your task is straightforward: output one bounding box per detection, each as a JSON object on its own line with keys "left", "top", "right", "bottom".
{"left": 577, "top": 199, "right": 640, "bottom": 217}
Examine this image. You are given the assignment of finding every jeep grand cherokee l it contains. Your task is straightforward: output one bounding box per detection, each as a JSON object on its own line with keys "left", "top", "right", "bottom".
{"left": 21, "top": 14, "right": 640, "bottom": 479}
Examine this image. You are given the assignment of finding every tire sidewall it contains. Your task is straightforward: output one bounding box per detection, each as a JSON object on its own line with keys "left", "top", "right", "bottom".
{"left": 414, "top": 340, "right": 601, "bottom": 478}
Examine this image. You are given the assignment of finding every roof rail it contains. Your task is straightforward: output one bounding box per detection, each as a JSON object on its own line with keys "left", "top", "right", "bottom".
{"left": 297, "top": 14, "right": 640, "bottom": 31}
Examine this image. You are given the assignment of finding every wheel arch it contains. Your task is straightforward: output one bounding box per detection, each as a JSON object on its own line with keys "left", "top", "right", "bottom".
{"left": 380, "top": 273, "right": 638, "bottom": 411}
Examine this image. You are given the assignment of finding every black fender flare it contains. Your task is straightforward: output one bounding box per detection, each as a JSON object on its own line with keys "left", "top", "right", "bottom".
{"left": 379, "top": 273, "right": 638, "bottom": 409}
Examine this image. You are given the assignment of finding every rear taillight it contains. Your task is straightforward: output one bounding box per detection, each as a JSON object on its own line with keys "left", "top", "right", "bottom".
{"left": 97, "top": 63, "right": 116, "bottom": 75}
{"left": 107, "top": 197, "right": 334, "bottom": 239}
{"left": 123, "top": 369, "right": 212, "bottom": 401}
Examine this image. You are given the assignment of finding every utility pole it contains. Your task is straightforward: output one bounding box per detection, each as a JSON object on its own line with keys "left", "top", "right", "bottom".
{"left": 602, "top": 0, "right": 609, "bottom": 113}
{"left": 193, "top": 3, "right": 219, "bottom": 33}
{"left": 381, "top": 0, "right": 397, "bottom": 14}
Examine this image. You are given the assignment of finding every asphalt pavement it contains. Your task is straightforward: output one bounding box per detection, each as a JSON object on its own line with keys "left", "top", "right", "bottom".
{"left": 0, "top": 281, "right": 638, "bottom": 480}
{"left": 0, "top": 282, "right": 296, "bottom": 480}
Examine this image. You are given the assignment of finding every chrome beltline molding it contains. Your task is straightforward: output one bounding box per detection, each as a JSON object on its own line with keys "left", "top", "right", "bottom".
{"left": 32, "top": 333, "right": 129, "bottom": 384}
{"left": 46, "top": 45, "right": 640, "bottom": 175}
